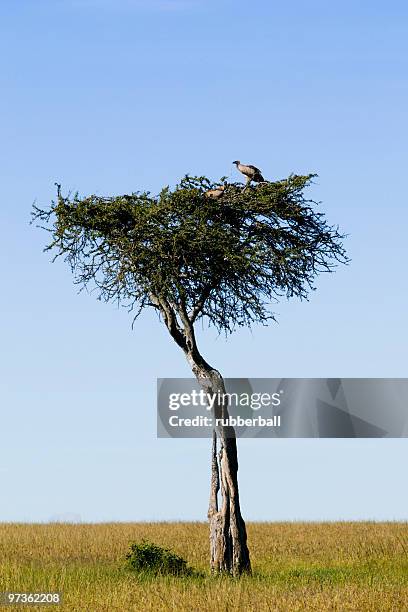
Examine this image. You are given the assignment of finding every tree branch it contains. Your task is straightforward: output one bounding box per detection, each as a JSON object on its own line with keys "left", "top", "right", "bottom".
{"left": 189, "top": 283, "right": 214, "bottom": 323}
{"left": 149, "top": 293, "right": 187, "bottom": 351}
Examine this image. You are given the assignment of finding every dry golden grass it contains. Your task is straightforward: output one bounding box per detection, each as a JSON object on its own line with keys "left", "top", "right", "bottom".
{"left": 0, "top": 522, "right": 407, "bottom": 611}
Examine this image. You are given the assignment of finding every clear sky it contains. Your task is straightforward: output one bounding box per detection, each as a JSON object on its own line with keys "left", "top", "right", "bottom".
{"left": 1, "top": 0, "right": 407, "bottom": 522}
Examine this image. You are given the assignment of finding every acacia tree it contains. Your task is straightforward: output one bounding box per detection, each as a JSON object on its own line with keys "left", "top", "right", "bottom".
{"left": 32, "top": 173, "right": 347, "bottom": 576}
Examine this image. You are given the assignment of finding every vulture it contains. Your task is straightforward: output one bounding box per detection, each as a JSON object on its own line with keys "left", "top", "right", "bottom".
{"left": 204, "top": 185, "right": 226, "bottom": 200}
{"left": 233, "top": 161, "right": 265, "bottom": 189}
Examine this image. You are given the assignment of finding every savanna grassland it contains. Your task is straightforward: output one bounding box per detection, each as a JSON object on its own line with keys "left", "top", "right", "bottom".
{"left": 0, "top": 522, "right": 407, "bottom": 611}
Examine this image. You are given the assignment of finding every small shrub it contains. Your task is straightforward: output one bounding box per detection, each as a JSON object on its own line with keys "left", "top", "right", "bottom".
{"left": 125, "top": 540, "right": 192, "bottom": 576}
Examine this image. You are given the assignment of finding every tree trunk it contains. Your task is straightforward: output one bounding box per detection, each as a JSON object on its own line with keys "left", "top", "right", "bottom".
{"left": 155, "top": 295, "right": 251, "bottom": 575}
{"left": 188, "top": 359, "right": 251, "bottom": 576}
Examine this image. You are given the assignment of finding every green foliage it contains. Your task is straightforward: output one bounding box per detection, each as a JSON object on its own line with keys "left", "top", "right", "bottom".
{"left": 32, "top": 174, "right": 348, "bottom": 334}
{"left": 125, "top": 540, "right": 192, "bottom": 576}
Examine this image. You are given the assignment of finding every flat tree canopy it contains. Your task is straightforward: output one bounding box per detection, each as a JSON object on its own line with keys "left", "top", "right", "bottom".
{"left": 32, "top": 174, "right": 347, "bottom": 335}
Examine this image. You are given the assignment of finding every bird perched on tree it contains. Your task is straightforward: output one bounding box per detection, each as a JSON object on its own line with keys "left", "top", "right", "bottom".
{"left": 204, "top": 185, "right": 226, "bottom": 200}
{"left": 233, "top": 161, "right": 265, "bottom": 190}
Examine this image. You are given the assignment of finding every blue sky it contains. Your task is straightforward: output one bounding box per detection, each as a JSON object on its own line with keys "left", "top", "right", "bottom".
{"left": 1, "top": 0, "right": 407, "bottom": 521}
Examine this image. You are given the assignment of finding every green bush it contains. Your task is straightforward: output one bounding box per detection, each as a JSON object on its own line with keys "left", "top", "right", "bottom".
{"left": 125, "top": 540, "right": 192, "bottom": 576}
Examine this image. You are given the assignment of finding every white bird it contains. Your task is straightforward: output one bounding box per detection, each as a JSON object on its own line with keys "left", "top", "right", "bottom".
{"left": 204, "top": 185, "right": 226, "bottom": 200}
{"left": 233, "top": 161, "right": 265, "bottom": 190}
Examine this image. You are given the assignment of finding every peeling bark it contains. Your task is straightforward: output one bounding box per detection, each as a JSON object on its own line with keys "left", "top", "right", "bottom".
{"left": 191, "top": 362, "right": 251, "bottom": 576}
